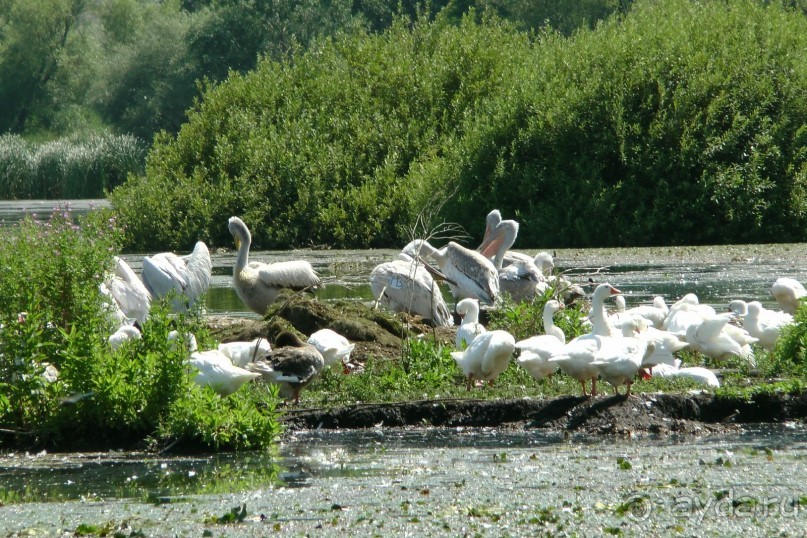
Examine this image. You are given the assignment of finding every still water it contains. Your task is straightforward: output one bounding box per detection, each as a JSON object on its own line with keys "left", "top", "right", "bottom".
{"left": 3, "top": 200, "right": 805, "bottom": 316}
{"left": 121, "top": 243, "right": 807, "bottom": 319}
{"left": 2, "top": 425, "right": 806, "bottom": 504}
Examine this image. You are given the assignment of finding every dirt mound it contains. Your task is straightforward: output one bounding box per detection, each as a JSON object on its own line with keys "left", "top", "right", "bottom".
{"left": 207, "top": 295, "right": 454, "bottom": 361}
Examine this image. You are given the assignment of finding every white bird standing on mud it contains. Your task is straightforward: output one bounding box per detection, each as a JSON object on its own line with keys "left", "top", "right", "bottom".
{"left": 228, "top": 216, "right": 321, "bottom": 316}
{"left": 590, "top": 318, "right": 655, "bottom": 397}
{"left": 141, "top": 241, "right": 212, "bottom": 313}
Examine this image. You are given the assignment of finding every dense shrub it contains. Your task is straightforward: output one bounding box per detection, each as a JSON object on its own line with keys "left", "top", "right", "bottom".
{"left": 111, "top": 0, "right": 807, "bottom": 251}
{"left": 439, "top": 0, "right": 807, "bottom": 246}
{"left": 110, "top": 14, "right": 529, "bottom": 250}
{"left": 0, "top": 134, "right": 147, "bottom": 199}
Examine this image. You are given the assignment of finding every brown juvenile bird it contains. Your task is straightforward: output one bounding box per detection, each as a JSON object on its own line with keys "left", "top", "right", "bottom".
{"left": 246, "top": 331, "right": 324, "bottom": 404}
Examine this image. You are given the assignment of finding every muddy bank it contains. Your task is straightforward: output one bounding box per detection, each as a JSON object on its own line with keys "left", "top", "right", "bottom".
{"left": 278, "top": 392, "right": 807, "bottom": 437}
{"left": 208, "top": 300, "right": 806, "bottom": 438}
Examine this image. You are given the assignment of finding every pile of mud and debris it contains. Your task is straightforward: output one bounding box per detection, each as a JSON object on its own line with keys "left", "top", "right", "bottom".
{"left": 208, "top": 296, "right": 807, "bottom": 437}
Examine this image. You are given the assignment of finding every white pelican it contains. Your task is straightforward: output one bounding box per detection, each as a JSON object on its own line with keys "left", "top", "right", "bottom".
{"left": 189, "top": 349, "right": 260, "bottom": 396}
{"left": 481, "top": 217, "right": 548, "bottom": 303}
{"left": 228, "top": 216, "right": 321, "bottom": 316}
{"left": 246, "top": 331, "right": 325, "bottom": 403}
{"left": 307, "top": 329, "right": 356, "bottom": 372}
{"left": 101, "top": 256, "right": 151, "bottom": 325}
{"left": 404, "top": 239, "right": 499, "bottom": 305}
{"left": 455, "top": 298, "right": 486, "bottom": 349}
{"left": 370, "top": 253, "right": 453, "bottom": 328}
{"left": 141, "top": 241, "right": 212, "bottom": 313}
{"left": 771, "top": 277, "right": 806, "bottom": 315}
{"left": 451, "top": 329, "right": 515, "bottom": 390}
{"left": 218, "top": 337, "right": 271, "bottom": 367}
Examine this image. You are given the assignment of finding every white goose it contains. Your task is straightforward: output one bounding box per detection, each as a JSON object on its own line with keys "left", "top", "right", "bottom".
{"left": 590, "top": 319, "right": 655, "bottom": 397}
{"left": 685, "top": 313, "right": 757, "bottom": 366}
{"left": 612, "top": 295, "right": 668, "bottom": 329}
{"left": 587, "top": 283, "right": 623, "bottom": 336}
{"left": 663, "top": 293, "right": 715, "bottom": 337}
{"left": 515, "top": 300, "right": 565, "bottom": 381}
{"left": 455, "top": 298, "right": 486, "bottom": 349}
{"left": 404, "top": 239, "right": 499, "bottom": 305}
{"left": 651, "top": 360, "right": 721, "bottom": 388}
{"left": 730, "top": 300, "right": 793, "bottom": 351}
{"left": 218, "top": 337, "right": 272, "bottom": 367}
{"left": 370, "top": 253, "right": 453, "bottom": 327}
{"left": 108, "top": 321, "right": 141, "bottom": 351}
{"left": 547, "top": 333, "right": 603, "bottom": 397}
{"left": 142, "top": 241, "right": 212, "bottom": 313}
{"left": 228, "top": 217, "right": 321, "bottom": 316}
{"left": 307, "top": 328, "right": 356, "bottom": 371}
{"left": 771, "top": 277, "right": 806, "bottom": 315}
{"left": 451, "top": 330, "right": 515, "bottom": 390}
{"left": 189, "top": 349, "right": 261, "bottom": 396}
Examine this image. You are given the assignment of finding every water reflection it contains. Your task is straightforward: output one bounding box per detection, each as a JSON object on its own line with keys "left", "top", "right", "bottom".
{"left": 3, "top": 424, "right": 806, "bottom": 503}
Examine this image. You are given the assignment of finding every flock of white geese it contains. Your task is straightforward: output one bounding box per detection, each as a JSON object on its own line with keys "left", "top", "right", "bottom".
{"left": 99, "top": 211, "right": 806, "bottom": 403}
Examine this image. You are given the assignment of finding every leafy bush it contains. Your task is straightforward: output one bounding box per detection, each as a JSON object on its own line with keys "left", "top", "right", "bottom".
{"left": 112, "top": 0, "right": 807, "bottom": 251}
{"left": 110, "top": 14, "right": 530, "bottom": 251}
{"left": 440, "top": 0, "right": 807, "bottom": 247}
{"left": 0, "top": 209, "right": 281, "bottom": 451}
{"left": 769, "top": 301, "right": 807, "bottom": 376}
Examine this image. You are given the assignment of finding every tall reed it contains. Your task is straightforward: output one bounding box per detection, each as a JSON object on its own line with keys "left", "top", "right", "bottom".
{"left": 0, "top": 134, "right": 146, "bottom": 199}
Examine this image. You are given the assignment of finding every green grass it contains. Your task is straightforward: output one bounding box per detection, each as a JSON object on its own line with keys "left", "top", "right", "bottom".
{"left": 301, "top": 294, "right": 806, "bottom": 407}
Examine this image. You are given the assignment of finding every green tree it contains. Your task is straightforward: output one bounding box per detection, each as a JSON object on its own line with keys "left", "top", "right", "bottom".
{"left": 0, "top": 0, "right": 88, "bottom": 133}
